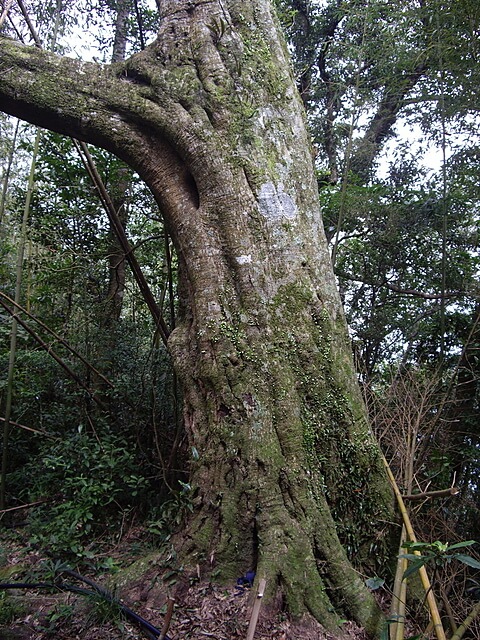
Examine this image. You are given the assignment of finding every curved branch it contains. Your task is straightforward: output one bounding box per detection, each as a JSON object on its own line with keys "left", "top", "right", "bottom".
{"left": 383, "top": 281, "right": 460, "bottom": 300}
{"left": 0, "top": 35, "right": 205, "bottom": 258}
{"left": 0, "top": 39, "right": 116, "bottom": 139}
{"left": 335, "top": 268, "right": 461, "bottom": 300}
{"left": 0, "top": 37, "right": 167, "bottom": 167}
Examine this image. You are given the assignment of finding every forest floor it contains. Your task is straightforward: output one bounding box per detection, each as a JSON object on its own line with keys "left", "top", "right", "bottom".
{"left": 0, "top": 526, "right": 373, "bottom": 640}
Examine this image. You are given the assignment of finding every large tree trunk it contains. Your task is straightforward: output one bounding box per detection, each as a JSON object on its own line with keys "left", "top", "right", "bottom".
{"left": 0, "top": 0, "right": 393, "bottom": 633}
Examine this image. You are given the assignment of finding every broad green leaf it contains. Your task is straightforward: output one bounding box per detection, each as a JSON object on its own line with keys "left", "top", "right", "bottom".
{"left": 403, "top": 558, "right": 428, "bottom": 579}
{"left": 453, "top": 554, "right": 480, "bottom": 569}
{"left": 448, "top": 540, "right": 477, "bottom": 551}
{"left": 403, "top": 541, "right": 430, "bottom": 551}
{"left": 365, "top": 576, "right": 385, "bottom": 590}
{"left": 399, "top": 553, "right": 424, "bottom": 561}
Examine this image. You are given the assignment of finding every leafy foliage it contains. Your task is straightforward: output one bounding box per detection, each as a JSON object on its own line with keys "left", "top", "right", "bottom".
{"left": 0, "top": 590, "right": 25, "bottom": 625}
{"left": 11, "top": 428, "right": 150, "bottom": 558}
{"left": 400, "top": 540, "right": 480, "bottom": 579}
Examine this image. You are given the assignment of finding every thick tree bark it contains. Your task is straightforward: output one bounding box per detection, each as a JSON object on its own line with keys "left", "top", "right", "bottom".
{"left": 0, "top": 1, "right": 393, "bottom": 633}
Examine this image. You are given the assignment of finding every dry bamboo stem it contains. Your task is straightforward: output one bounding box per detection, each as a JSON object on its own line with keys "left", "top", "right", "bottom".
{"left": 73, "top": 139, "right": 170, "bottom": 345}
{"left": 0, "top": 0, "right": 16, "bottom": 28}
{"left": 403, "top": 487, "right": 458, "bottom": 501}
{"left": 0, "top": 499, "right": 46, "bottom": 514}
{"left": 0, "top": 297, "right": 107, "bottom": 411}
{"left": 0, "top": 416, "right": 57, "bottom": 440}
{"left": 382, "top": 455, "right": 447, "bottom": 640}
{"left": 390, "top": 525, "right": 408, "bottom": 640}
{"left": 158, "top": 597, "right": 175, "bottom": 640}
{"left": 246, "top": 579, "right": 266, "bottom": 640}
{"left": 450, "top": 600, "right": 480, "bottom": 640}
{"left": 0, "top": 290, "right": 114, "bottom": 389}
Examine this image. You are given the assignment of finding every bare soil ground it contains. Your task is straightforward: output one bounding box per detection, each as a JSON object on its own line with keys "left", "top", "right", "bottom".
{"left": 0, "top": 529, "right": 370, "bottom": 640}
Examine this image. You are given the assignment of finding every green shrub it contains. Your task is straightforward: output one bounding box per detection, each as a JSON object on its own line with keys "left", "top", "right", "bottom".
{"left": 10, "top": 428, "right": 150, "bottom": 558}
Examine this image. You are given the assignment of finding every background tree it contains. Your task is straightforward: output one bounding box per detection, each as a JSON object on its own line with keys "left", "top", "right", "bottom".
{"left": 0, "top": 0, "right": 179, "bottom": 550}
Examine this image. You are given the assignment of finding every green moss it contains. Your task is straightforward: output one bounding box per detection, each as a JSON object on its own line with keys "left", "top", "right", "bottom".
{"left": 191, "top": 517, "right": 215, "bottom": 553}
{"left": 112, "top": 551, "right": 163, "bottom": 590}
{"left": 165, "top": 65, "right": 203, "bottom": 105}
{"left": 262, "top": 281, "right": 392, "bottom": 568}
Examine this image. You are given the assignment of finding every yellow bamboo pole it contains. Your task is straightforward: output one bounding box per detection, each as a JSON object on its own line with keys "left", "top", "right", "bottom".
{"left": 450, "top": 601, "right": 480, "bottom": 640}
{"left": 390, "top": 525, "right": 408, "bottom": 640}
{"left": 395, "top": 560, "right": 407, "bottom": 640}
{"left": 246, "top": 579, "right": 266, "bottom": 640}
{"left": 390, "top": 526, "right": 406, "bottom": 640}
{"left": 382, "top": 455, "right": 446, "bottom": 640}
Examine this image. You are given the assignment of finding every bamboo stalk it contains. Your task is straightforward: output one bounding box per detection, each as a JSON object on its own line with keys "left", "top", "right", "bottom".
{"left": 395, "top": 558, "right": 407, "bottom": 640}
{"left": 0, "top": 416, "right": 57, "bottom": 440}
{"left": 382, "top": 455, "right": 447, "bottom": 640}
{"left": 0, "top": 119, "right": 20, "bottom": 228}
{"left": 0, "top": 0, "right": 65, "bottom": 510}
{"left": 0, "top": 0, "right": 16, "bottom": 29}
{"left": 246, "top": 579, "right": 266, "bottom": 640}
{"left": 450, "top": 600, "right": 480, "bottom": 640}
{"left": 0, "top": 499, "right": 47, "bottom": 514}
{"left": 16, "top": 0, "right": 42, "bottom": 46}
{"left": 0, "top": 297, "right": 107, "bottom": 411}
{"left": 0, "top": 290, "right": 114, "bottom": 388}
{"left": 16, "top": 0, "right": 169, "bottom": 346}
{"left": 158, "top": 597, "right": 175, "bottom": 640}
{"left": 390, "top": 525, "right": 407, "bottom": 640}
{"left": 73, "top": 139, "right": 170, "bottom": 345}
{"left": 0, "top": 128, "right": 41, "bottom": 511}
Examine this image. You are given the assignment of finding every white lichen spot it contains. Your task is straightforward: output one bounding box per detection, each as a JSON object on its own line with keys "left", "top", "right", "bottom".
{"left": 258, "top": 182, "right": 297, "bottom": 221}
{"left": 257, "top": 106, "right": 275, "bottom": 129}
{"left": 236, "top": 254, "right": 252, "bottom": 265}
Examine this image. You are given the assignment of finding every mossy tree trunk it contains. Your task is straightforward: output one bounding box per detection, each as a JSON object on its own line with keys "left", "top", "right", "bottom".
{"left": 0, "top": 0, "right": 393, "bottom": 633}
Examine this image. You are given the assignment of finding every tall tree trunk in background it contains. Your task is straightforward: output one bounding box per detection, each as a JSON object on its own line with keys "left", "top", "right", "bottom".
{"left": 103, "top": 0, "right": 130, "bottom": 326}
{"left": 0, "top": 1, "right": 394, "bottom": 633}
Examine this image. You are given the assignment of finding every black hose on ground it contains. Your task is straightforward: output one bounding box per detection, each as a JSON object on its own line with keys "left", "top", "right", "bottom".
{"left": 60, "top": 569, "right": 167, "bottom": 639}
{"left": 0, "top": 581, "right": 167, "bottom": 640}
